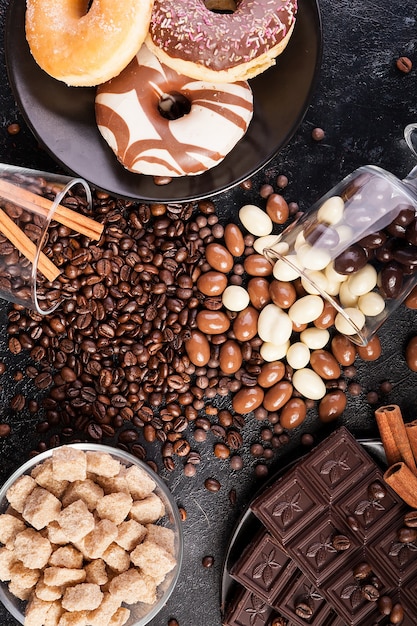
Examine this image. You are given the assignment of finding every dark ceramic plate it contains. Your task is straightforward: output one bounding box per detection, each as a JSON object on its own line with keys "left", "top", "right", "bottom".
{"left": 5, "top": 0, "right": 322, "bottom": 203}
{"left": 220, "top": 439, "right": 386, "bottom": 621}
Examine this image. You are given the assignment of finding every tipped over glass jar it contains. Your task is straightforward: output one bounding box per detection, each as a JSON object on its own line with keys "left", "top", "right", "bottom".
{"left": 264, "top": 125, "right": 417, "bottom": 346}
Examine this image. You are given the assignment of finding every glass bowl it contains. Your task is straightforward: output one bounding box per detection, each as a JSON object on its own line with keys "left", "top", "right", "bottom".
{"left": 0, "top": 443, "right": 183, "bottom": 626}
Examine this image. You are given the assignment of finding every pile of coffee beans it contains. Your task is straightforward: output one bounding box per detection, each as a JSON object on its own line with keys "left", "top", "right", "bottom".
{"left": 0, "top": 179, "right": 386, "bottom": 478}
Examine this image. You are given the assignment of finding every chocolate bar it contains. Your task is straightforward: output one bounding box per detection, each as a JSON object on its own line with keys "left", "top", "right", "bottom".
{"left": 251, "top": 427, "right": 416, "bottom": 624}
{"left": 223, "top": 427, "right": 417, "bottom": 625}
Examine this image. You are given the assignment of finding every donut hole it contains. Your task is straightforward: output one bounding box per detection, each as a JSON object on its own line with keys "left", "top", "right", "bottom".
{"left": 84, "top": 0, "right": 94, "bottom": 14}
{"left": 204, "top": 0, "right": 237, "bottom": 13}
{"left": 158, "top": 92, "right": 192, "bottom": 121}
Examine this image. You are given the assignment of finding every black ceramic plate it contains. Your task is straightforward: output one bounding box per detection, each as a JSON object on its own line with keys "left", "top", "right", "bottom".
{"left": 5, "top": 0, "right": 322, "bottom": 203}
{"left": 220, "top": 439, "right": 386, "bottom": 620}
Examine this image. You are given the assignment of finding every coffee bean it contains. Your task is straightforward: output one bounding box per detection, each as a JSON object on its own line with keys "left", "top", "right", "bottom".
{"left": 353, "top": 561, "right": 372, "bottom": 580}
{"left": 226, "top": 429, "right": 243, "bottom": 450}
{"left": 295, "top": 601, "right": 313, "bottom": 619}
{"left": 367, "top": 481, "right": 386, "bottom": 501}
{"left": 397, "top": 526, "right": 417, "bottom": 543}
{"left": 35, "top": 372, "right": 53, "bottom": 389}
{"left": 204, "top": 477, "right": 221, "bottom": 492}
{"left": 164, "top": 457, "right": 176, "bottom": 472}
{"left": 0, "top": 423, "right": 11, "bottom": 437}
{"left": 10, "top": 394, "right": 25, "bottom": 411}
{"left": 87, "top": 422, "right": 102, "bottom": 440}
{"left": 230, "top": 455, "right": 244, "bottom": 471}
{"left": 362, "top": 584, "right": 379, "bottom": 602}
{"left": 312, "top": 127, "right": 325, "bottom": 141}
{"left": 119, "top": 429, "right": 139, "bottom": 444}
{"left": 8, "top": 337, "right": 22, "bottom": 355}
{"left": 7, "top": 123, "right": 20, "bottom": 135}
{"left": 404, "top": 510, "right": 417, "bottom": 527}
{"left": 214, "top": 443, "right": 230, "bottom": 459}
{"left": 202, "top": 555, "right": 214, "bottom": 568}
{"left": 396, "top": 56, "right": 412, "bottom": 73}
{"left": 183, "top": 462, "right": 196, "bottom": 477}
{"left": 229, "top": 488, "right": 237, "bottom": 505}
{"left": 332, "top": 534, "right": 350, "bottom": 551}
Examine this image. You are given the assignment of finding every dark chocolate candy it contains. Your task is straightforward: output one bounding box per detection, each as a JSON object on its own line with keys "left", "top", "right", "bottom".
{"left": 230, "top": 529, "right": 296, "bottom": 605}
{"left": 222, "top": 585, "right": 290, "bottom": 626}
{"left": 229, "top": 529, "right": 341, "bottom": 626}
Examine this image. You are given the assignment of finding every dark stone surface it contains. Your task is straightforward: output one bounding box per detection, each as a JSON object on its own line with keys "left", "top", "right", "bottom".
{"left": 0, "top": 1, "right": 416, "bottom": 625}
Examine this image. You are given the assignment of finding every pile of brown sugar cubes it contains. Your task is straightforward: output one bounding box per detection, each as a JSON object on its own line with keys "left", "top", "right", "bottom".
{"left": 0, "top": 446, "right": 177, "bottom": 626}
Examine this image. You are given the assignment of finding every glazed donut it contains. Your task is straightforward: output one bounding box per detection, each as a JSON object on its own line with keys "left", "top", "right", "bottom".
{"left": 145, "top": 0, "right": 297, "bottom": 83}
{"left": 25, "top": 0, "right": 154, "bottom": 86}
{"left": 95, "top": 45, "right": 253, "bottom": 177}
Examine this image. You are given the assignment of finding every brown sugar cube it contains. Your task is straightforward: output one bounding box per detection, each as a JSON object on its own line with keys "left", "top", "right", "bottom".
{"left": 85, "top": 451, "right": 121, "bottom": 478}
{"left": 119, "top": 464, "right": 156, "bottom": 500}
{"left": 62, "top": 582, "right": 103, "bottom": 612}
{"left": 95, "top": 492, "right": 133, "bottom": 525}
{"left": 109, "top": 607, "right": 130, "bottom": 626}
{"left": 87, "top": 592, "right": 122, "bottom": 626}
{"left": 129, "top": 492, "right": 165, "bottom": 524}
{"left": 6, "top": 474, "right": 36, "bottom": 513}
{"left": 99, "top": 567, "right": 118, "bottom": 594}
{"left": 102, "top": 542, "right": 130, "bottom": 573}
{"left": 85, "top": 558, "right": 108, "bottom": 586}
{"left": 35, "top": 577, "right": 63, "bottom": 601}
{"left": 62, "top": 479, "right": 104, "bottom": 511}
{"left": 9, "top": 560, "right": 40, "bottom": 589}
{"left": 82, "top": 518, "right": 118, "bottom": 560}
{"left": 57, "top": 611, "right": 89, "bottom": 626}
{"left": 52, "top": 447, "right": 87, "bottom": 482}
{"left": 43, "top": 566, "right": 86, "bottom": 587}
{"left": 145, "top": 523, "right": 176, "bottom": 556}
{"left": 22, "top": 487, "right": 62, "bottom": 530}
{"left": 31, "top": 458, "right": 69, "bottom": 498}
{"left": 8, "top": 578, "right": 33, "bottom": 601}
{"left": 115, "top": 519, "right": 147, "bottom": 552}
{"left": 94, "top": 474, "right": 130, "bottom": 496}
{"left": 44, "top": 600, "right": 65, "bottom": 626}
{"left": 0, "top": 546, "right": 17, "bottom": 581}
{"left": 108, "top": 567, "right": 157, "bottom": 605}
{"left": 14, "top": 527, "right": 53, "bottom": 569}
{"left": 130, "top": 540, "right": 176, "bottom": 580}
{"left": 0, "top": 513, "right": 26, "bottom": 548}
{"left": 48, "top": 545, "right": 84, "bottom": 569}
{"left": 5, "top": 505, "right": 24, "bottom": 520}
{"left": 46, "top": 521, "right": 69, "bottom": 546}
{"left": 25, "top": 594, "right": 54, "bottom": 626}
{"left": 57, "top": 500, "right": 95, "bottom": 542}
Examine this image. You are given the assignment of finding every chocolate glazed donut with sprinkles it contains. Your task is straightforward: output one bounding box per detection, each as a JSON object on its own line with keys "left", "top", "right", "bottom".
{"left": 145, "top": 0, "right": 298, "bottom": 83}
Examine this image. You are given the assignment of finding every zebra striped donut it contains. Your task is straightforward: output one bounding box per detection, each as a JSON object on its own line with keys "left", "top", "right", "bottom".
{"left": 95, "top": 45, "right": 253, "bottom": 177}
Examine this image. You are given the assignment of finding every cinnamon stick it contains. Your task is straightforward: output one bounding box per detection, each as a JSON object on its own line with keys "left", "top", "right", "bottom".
{"left": 0, "top": 179, "right": 103, "bottom": 241}
{"left": 405, "top": 420, "right": 417, "bottom": 467}
{"left": 375, "top": 404, "right": 417, "bottom": 472}
{"left": 0, "top": 209, "right": 60, "bottom": 282}
{"left": 384, "top": 462, "right": 417, "bottom": 508}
